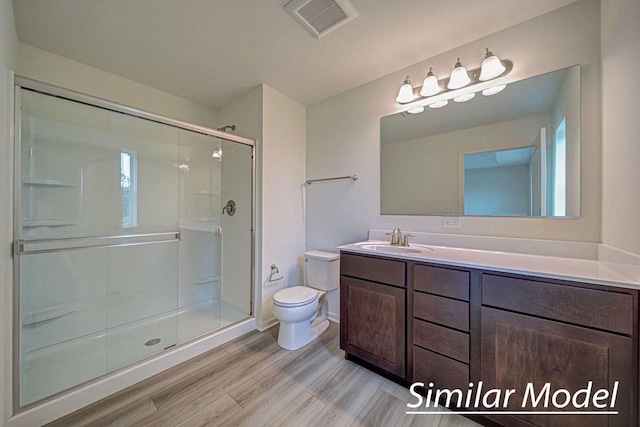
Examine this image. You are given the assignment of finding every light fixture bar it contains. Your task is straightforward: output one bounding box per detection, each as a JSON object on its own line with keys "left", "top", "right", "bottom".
{"left": 416, "top": 60, "right": 512, "bottom": 103}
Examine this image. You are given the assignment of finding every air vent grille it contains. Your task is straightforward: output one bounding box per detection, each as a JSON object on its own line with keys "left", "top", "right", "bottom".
{"left": 285, "top": 0, "right": 358, "bottom": 39}
{"left": 299, "top": 0, "right": 348, "bottom": 33}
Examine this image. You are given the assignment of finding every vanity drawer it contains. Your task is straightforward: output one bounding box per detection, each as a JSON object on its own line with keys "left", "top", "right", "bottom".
{"left": 413, "top": 346, "right": 469, "bottom": 394}
{"left": 414, "top": 319, "right": 469, "bottom": 363}
{"left": 341, "top": 253, "right": 405, "bottom": 287}
{"left": 414, "top": 293, "right": 469, "bottom": 332}
{"left": 482, "top": 274, "right": 634, "bottom": 335}
{"left": 414, "top": 265, "right": 469, "bottom": 300}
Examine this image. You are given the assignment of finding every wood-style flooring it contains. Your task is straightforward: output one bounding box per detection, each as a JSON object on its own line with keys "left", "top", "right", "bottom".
{"left": 47, "top": 322, "right": 481, "bottom": 427}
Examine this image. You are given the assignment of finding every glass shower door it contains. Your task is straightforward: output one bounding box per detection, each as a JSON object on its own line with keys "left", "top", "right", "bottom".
{"left": 18, "top": 90, "right": 111, "bottom": 406}
{"left": 177, "top": 130, "right": 223, "bottom": 342}
{"left": 176, "top": 133, "right": 253, "bottom": 344}
{"left": 219, "top": 140, "right": 253, "bottom": 323}
{"left": 15, "top": 85, "right": 253, "bottom": 408}
{"left": 104, "top": 112, "right": 180, "bottom": 372}
{"left": 16, "top": 89, "right": 180, "bottom": 406}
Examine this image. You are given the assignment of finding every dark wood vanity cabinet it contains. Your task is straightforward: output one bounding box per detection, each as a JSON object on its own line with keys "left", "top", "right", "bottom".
{"left": 340, "top": 253, "right": 406, "bottom": 377}
{"left": 480, "top": 273, "right": 637, "bottom": 427}
{"left": 411, "top": 264, "right": 472, "bottom": 402}
{"left": 340, "top": 250, "right": 639, "bottom": 427}
{"left": 481, "top": 307, "right": 633, "bottom": 427}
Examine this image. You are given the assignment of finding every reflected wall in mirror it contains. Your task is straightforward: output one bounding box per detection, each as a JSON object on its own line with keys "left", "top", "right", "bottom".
{"left": 381, "top": 65, "right": 580, "bottom": 217}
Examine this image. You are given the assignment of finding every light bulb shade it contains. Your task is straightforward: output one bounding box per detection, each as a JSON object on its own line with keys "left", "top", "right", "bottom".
{"left": 428, "top": 100, "right": 448, "bottom": 109}
{"left": 479, "top": 51, "right": 506, "bottom": 81}
{"left": 453, "top": 93, "right": 475, "bottom": 103}
{"left": 482, "top": 84, "right": 507, "bottom": 96}
{"left": 395, "top": 76, "right": 415, "bottom": 104}
{"left": 447, "top": 59, "right": 471, "bottom": 90}
{"left": 419, "top": 68, "right": 441, "bottom": 97}
{"left": 407, "top": 106, "right": 425, "bottom": 114}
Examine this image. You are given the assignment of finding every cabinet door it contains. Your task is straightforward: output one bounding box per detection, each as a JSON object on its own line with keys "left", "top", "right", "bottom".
{"left": 340, "top": 276, "right": 405, "bottom": 376}
{"left": 481, "top": 307, "right": 633, "bottom": 427}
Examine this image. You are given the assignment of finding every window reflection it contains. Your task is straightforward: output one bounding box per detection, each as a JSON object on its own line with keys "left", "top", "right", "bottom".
{"left": 121, "top": 151, "right": 137, "bottom": 228}
{"left": 553, "top": 118, "right": 567, "bottom": 216}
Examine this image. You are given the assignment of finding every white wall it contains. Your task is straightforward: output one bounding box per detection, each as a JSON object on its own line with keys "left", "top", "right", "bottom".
{"left": 307, "top": 0, "right": 601, "bottom": 316}
{"left": 16, "top": 43, "right": 218, "bottom": 129}
{"left": 601, "top": 0, "right": 640, "bottom": 256}
{"left": 261, "top": 85, "right": 306, "bottom": 328}
{"left": 0, "top": 0, "right": 17, "bottom": 423}
{"left": 218, "top": 85, "right": 306, "bottom": 330}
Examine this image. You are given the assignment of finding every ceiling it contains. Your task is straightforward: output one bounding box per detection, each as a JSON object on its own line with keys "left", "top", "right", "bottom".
{"left": 12, "top": 0, "right": 578, "bottom": 109}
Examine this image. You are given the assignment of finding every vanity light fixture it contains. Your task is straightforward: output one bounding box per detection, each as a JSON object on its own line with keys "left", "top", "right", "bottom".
{"left": 447, "top": 58, "right": 471, "bottom": 90}
{"left": 395, "top": 48, "right": 511, "bottom": 112}
{"left": 428, "top": 100, "right": 448, "bottom": 109}
{"left": 419, "top": 68, "right": 441, "bottom": 97}
{"left": 453, "top": 93, "right": 475, "bottom": 103}
{"left": 395, "top": 76, "right": 415, "bottom": 104}
{"left": 479, "top": 48, "right": 507, "bottom": 81}
{"left": 406, "top": 106, "right": 425, "bottom": 114}
{"left": 482, "top": 84, "right": 507, "bottom": 96}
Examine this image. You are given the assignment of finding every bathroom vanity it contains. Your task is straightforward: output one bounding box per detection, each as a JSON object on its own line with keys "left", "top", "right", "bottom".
{"left": 338, "top": 240, "right": 639, "bottom": 427}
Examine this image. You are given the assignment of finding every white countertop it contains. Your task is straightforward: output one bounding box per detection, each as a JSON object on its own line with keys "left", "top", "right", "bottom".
{"left": 337, "top": 240, "right": 640, "bottom": 290}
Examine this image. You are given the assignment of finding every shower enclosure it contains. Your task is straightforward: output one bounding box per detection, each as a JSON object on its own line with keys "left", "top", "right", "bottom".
{"left": 13, "top": 79, "right": 254, "bottom": 408}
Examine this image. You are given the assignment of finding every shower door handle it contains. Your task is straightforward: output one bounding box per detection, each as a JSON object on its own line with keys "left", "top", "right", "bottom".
{"left": 15, "top": 231, "right": 180, "bottom": 256}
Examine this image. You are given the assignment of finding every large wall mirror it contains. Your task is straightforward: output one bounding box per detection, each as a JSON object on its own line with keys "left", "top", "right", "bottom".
{"left": 380, "top": 65, "right": 580, "bottom": 217}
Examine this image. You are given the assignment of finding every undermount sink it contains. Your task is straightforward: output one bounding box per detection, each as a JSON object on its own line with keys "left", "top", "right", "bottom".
{"left": 358, "top": 244, "right": 423, "bottom": 254}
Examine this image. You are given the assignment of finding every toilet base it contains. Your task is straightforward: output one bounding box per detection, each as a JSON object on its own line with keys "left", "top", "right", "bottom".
{"left": 277, "top": 316, "right": 330, "bottom": 350}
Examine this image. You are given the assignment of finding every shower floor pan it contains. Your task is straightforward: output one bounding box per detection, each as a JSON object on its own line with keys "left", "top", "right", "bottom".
{"left": 19, "top": 298, "right": 248, "bottom": 406}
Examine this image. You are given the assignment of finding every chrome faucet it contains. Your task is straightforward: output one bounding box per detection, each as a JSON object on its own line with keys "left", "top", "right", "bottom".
{"left": 386, "top": 227, "right": 414, "bottom": 247}
{"left": 388, "top": 227, "right": 402, "bottom": 245}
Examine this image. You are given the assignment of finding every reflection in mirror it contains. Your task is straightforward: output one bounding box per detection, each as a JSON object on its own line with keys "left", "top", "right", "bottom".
{"left": 464, "top": 147, "right": 535, "bottom": 216}
{"left": 380, "top": 65, "right": 580, "bottom": 217}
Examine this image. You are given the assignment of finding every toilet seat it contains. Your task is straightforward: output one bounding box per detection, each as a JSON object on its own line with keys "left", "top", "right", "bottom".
{"left": 273, "top": 286, "right": 319, "bottom": 307}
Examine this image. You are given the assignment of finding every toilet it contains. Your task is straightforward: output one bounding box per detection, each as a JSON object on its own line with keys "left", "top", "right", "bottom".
{"left": 272, "top": 250, "right": 340, "bottom": 350}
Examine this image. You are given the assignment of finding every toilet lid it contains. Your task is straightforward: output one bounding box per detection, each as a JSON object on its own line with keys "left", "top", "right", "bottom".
{"left": 273, "top": 286, "right": 319, "bottom": 307}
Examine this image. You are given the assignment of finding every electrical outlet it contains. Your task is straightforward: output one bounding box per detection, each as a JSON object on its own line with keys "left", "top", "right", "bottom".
{"left": 442, "top": 216, "right": 461, "bottom": 227}
{"left": 444, "top": 206, "right": 454, "bottom": 213}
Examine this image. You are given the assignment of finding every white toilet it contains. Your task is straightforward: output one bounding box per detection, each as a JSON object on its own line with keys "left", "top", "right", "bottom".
{"left": 272, "top": 250, "right": 340, "bottom": 350}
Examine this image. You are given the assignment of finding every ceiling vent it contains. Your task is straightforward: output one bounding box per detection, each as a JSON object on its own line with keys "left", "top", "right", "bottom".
{"left": 284, "top": 0, "right": 358, "bottom": 39}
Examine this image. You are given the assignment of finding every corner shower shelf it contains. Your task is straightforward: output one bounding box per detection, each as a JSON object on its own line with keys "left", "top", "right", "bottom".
{"left": 22, "top": 177, "right": 79, "bottom": 187}
{"left": 192, "top": 190, "right": 219, "bottom": 195}
{"left": 191, "top": 275, "right": 220, "bottom": 286}
{"left": 23, "top": 219, "right": 78, "bottom": 227}
{"left": 23, "top": 304, "right": 77, "bottom": 326}
{"left": 180, "top": 224, "right": 219, "bottom": 233}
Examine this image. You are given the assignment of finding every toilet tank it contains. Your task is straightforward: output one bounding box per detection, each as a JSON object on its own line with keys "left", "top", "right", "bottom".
{"left": 305, "top": 250, "right": 340, "bottom": 291}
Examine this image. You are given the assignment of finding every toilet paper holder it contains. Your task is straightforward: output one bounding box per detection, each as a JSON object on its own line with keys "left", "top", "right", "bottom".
{"left": 269, "top": 264, "right": 284, "bottom": 282}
